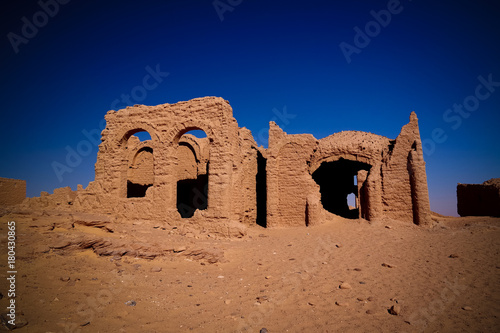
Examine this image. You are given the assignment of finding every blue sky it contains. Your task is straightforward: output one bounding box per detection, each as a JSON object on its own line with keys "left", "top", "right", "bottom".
{"left": 1, "top": 0, "right": 499, "bottom": 216}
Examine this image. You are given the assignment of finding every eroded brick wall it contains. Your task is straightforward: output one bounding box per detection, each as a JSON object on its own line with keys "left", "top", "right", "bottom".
{"left": 0, "top": 177, "right": 26, "bottom": 206}
{"left": 380, "top": 112, "right": 431, "bottom": 226}
{"left": 19, "top": 97, "right": 433, "bottom": 230}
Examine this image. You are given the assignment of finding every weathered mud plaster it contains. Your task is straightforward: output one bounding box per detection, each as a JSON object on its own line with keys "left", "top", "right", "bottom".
{"left": 19, "top": 97, "right": 433, "bottom": 230}
{"left": 267, "top": 111, "right": 431, "bottom": 227}
{"left": 0, "top": 177, "right": 26, "bottom": 206}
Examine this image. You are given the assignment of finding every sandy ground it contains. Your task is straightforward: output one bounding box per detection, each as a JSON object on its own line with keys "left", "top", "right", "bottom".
{"left": 0, "top": 211, "right": 499, "bottom": 333}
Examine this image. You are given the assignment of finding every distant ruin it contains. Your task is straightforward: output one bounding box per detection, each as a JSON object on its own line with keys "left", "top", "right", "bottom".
{"left": 457, "top": 178, "right": 500, "bottom": 217}
{"left": 19, "top": 97, "right": 433, "bottom": 229}
{"left": 0, "top": 177, "right": 26, "bottom": 206}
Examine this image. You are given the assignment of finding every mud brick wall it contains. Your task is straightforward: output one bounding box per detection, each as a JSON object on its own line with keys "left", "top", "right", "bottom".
{"left": 19, "top": 97, "right": 434, "bottom": 230}
{"left": 0, "top": 177, "right": 26, "bottom": 206}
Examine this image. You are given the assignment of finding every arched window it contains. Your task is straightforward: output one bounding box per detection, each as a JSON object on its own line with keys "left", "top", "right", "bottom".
{"left": 124, "top": 130, "right": 154, "bottom": 198}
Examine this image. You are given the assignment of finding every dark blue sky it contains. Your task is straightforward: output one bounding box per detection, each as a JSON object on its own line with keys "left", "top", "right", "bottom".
{"left": 1, "top": 0, "right": 499, "bottom": 216}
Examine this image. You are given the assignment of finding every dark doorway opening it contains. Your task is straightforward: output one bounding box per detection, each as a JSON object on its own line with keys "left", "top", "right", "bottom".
{"left": 176, "top": 129, "right": 209, "bottom": 218}
{"left": 312, "top": 158, "right": 371, "bottom": 219}
{"left": 127, "top": 181, "right": 152, "bottom": 198}
{"left": 408, "top": 142, "right": 419, "bottom": 225}
{"left": 256, "top": 150, "right": 267, "bottom": 227}
{"left": 177, "top": 172, "right": 208, "bottom": 218}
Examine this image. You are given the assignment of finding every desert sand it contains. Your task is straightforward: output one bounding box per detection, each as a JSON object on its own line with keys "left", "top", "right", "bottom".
{"left": 1, "top": 210, "right": 499, "bottom": 332}
{"left": 1, "top": 98, "right": 498, "bottom": 332}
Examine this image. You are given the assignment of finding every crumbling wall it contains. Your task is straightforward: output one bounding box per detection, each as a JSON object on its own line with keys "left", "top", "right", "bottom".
{"left": 0, "top": 177, "right": 26, "bottom": 206}
{"left": 310, "top": 131, "right": 389, "bottom": 221}
{"left": 73, "top": 97, "right": 252, "bottom": 232}
{"left": 16, "top": 97, "right": 433, "bottom": 231}
{"left": 21, "top": 186, "right": 78, "bottom": 210}
{"left": 457, "top": 178, "right": 500, "bottom": 217}
{"left": 381, "top": 112, "right": 432, "bottom": 226}
{"left": 230, "top": 128, "right": 259, "bottom": 226}
{"left": 267, "top": 122, "right": 321, "bottom": 227}
{"left": 267, "top": 112, "right": 432, "bottom": 227}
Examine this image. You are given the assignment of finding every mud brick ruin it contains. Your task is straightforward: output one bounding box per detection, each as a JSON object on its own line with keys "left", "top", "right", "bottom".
{"left": 0, "top": 177, "right": 26, "bottom": 206}
{"left": 457, "top": 178, "right": 500, "bottom": 217}
{"left": 19, "top": 96, "right": 433, "bottom": 229}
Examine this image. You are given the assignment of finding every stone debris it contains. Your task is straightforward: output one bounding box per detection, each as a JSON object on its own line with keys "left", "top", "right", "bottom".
{"left": 389, "top": 304, "right": 402, "bottom": 315}
{"left": 125, "top": 300, "right": 136, "bottom": 306}
{"left": 173, "top": 245, "right": 187, "bottom": 253}
{"left": 339, "top": 282, "right": 352, "bottom": 289}
{"left": 256, "top": 296, "right": 269, "bottom": 304}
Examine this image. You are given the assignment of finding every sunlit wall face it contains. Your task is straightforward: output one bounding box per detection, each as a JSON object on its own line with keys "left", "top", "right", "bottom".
{"left": 1, "top": 0, "right": 499, "bottom": 217}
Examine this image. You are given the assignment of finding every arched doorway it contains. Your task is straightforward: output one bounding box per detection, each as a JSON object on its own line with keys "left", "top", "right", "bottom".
{"left": 312, "top": 158, "right": 371, "bottom": 219}
{"left": 176, "top": 129, "right": 209, "bottom": 218}
{"left": 125, "top": 130, "right": 154, "bottom": 198}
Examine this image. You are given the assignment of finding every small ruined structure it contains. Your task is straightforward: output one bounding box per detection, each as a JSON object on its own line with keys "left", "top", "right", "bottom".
{"left": 21, "top": 97, "right": 432, "bottom": 229}
{"left": 0, "top": 177, "right": 26, "bottom": 206}
{"left": 457, "top": 178, "right": 500, "bottom": 217}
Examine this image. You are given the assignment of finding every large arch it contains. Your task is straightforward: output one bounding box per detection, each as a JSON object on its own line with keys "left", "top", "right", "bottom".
{"left": 162, "top": 118, "right": 234, "bottom": 220}
{"left": 167, "top": 121, "right": 217, "bottom": 146}
{"left": 176, "top": 133, "right": 209, "bottom": 218}
{"left": 116, "top": 123, "right": 159, "bottom": 146}
{"left": 309, "top": 131, "right": 390, "bottom": 175}
{"left": 116, "top": 127, "right": 157, "bottom": 198}
{"left": 312, "top": 158, "right": 372, "bottom": 219}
